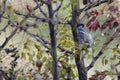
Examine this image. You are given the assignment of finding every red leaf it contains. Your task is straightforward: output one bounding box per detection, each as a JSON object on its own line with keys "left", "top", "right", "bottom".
{"left": 89, "top": 71, "right": 108, "bottom": 80}
{"left": 100, "top": 9, "right": 104, "bottom": 15}
{"left": 108, "top": 0, "right": 113, "bottom": 4}
{"left": 86, "top": 16, "right": 100, "bottom": 31}
{"left": 89, "top": 10, "right": 99, "bottom": 16}
{"left": 108, "top": 6, "right": 118, "bottom": 13}
{"left": 100, "top": 17, "right": 115, "bottom": 30}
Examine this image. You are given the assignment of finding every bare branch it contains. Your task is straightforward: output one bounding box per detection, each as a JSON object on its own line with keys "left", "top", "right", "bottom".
{"left": 80, "top": 0, "right": 110, "bottom": 12}
{"left": 53, "top": 0, "right": 63, "bottom": 14}
{"left": 34, "top": 0, "right": 48, "bottom": 17}
{"left": 37, "top": 0, "right": 50, "bottom": 5}
{"left": 0, "top": 28, "right": 18, "bottom": 49}
{"left": 25, "top": 31, "right": 51, "bottom": 51}
{"left": 57, "top": 46, "right": 74, "bottom": 55}
{"left": 0, "top": 23, "right": 9, "bottom": 32}
{"left": 2, "top": 16, "right": 18, "bottom": 27}
{"left": 87, "top": 28, "right": 120, "bottom": 71}
{"left": 0, "top": 14, "right": 29, "bottom": 51}
{"left": 0, "top": 0, "right": 7, "bottom": 21}
{"left": 115, "top": 62, "right": 120, "bottom": 67}
{"left": 4, "top": 48, "right": 17, "bottom": 54}
{"left": 15, "top": 10, "right": 70, "bottom": 25}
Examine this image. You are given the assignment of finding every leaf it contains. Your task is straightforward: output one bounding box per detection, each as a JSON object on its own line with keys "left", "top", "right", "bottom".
{"left": 100, "top": 17, "right": 115, "bottom": 30}
{"left": 112, "top": 48, "right": 120, "bottom": 54}
{"left": 70, "top": 70, "right": 75, "bottom": 79}
{"left": 102, "top": 56, "right": 105, "bottom": 66}
{"left": 24, "top": 43, "right": 30, "bottom": 51}
{"left": 7, "top": 5, "right": 12, "bottom": 11}
{"left": 102, "top": 56, "right": 108, "bottom": 66}
{"left": 35, "top": 44, "right": 41, "bottom": 51}
{"left": 108, "top": 6, "right": 118, "bottom": 13}
{"left": 113, "top": 48, "right": 118, "bottom": 53}
{"left": 89, "top": 71, "right": 108, "bottom": 80}
{"left": 110, "top": 55, "right": 117, "bottom": 60}
{"left": 17, "top": 76, "right": 24, "bottom": 80}
{"left": 104, "top": 59, "right": 108, "bottom": 65}
{"left": 89, "top": 10, "right": 99, "bottom": 16}
{"left": 28, "top": 53, "right": 33, "bottom": 61}
{"left": 42, "top": 57, "right": 48, "bottom": 62}
{"left": 86, "top": 16, "right": 100, "bottom": 31}
{"left": 36, "top": 53, "right": 41, "bottom": 59}
{"left": 21, "top": 52, "right": 26, "bottom": 59}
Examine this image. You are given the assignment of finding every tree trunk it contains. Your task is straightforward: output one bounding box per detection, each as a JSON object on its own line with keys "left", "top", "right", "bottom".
{"left": 70, "top": 0, "right": 87, "bottom": 80}
{"left": 47, "top": 1, "right": 59, "bottom": 80}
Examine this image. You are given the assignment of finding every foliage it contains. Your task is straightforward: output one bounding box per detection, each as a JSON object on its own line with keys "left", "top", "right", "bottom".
{"left": 0, "top": 0, "right": 120, "bottom": 80}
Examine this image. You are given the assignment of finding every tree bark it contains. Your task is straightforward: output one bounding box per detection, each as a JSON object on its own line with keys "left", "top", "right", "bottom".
{"left": 70, "top": 0, "right": 87, "bottom": 80}
{"left": 47, "top": 1, "right": 59, "bottom": 80}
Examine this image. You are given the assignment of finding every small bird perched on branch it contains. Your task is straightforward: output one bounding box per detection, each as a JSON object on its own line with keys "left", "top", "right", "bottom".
{"left": 77, "top": 24, "right": 93, "bottom": 53}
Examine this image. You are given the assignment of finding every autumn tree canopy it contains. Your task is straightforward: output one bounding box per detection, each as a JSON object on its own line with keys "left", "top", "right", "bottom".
{"left": 0, "top": 0, "right": 120, "bottom": 80}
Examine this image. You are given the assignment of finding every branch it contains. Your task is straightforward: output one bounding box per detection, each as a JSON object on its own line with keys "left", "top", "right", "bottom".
{"left": 0, "top": 27, "right": 18, "bottom": 50}
{"left": 53, "top": 0, "right": 63, "bottom": 14}
{"left": 87, "top": 28, "right": 120, "bottom": 71}
{"left": 80, "top": 0, "right": 110, "bottom": 12}
{"left": 34, "top": 0, "right": 48, "bottom": 17}
{"left": 15, "top": 11, "right": 70, "bottom": 25}
{"left": 0, "top": 14, "right": 29, "bottom": 51}
{"left": 0, "top": 0, "right": 7, "bottom": 21}
{"left": 25, "top": 18, "right": 41, "bottom": 28}
{"left": 24, "top": 31, "right": 51, "bottom": 51}
{"left": 115, "top": 62, "right": 120, "bottom": 67}
{"left": 4, "top": 48, "right": 17, "bottom": 54}
{"left": 0, "top": 22, "right": 9, "bottom": 32}
{"left": 2, "top": 16, "right": 18, "bottom": 27}
{"left": 39, "top": 0, "right": 50, "bottom": 5}
{"left": 23, "top": 27, "right": 74, "bottom": 56}
{"left": 57, "top": 46, "right": 74, "bottom": 55}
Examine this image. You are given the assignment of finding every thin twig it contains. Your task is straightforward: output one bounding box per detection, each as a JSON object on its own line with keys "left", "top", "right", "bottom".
{"left": 0, "top": 0, "right": 7, "bottom": 21}
{"left": 0, "top": 23, "right": 9, "bottom": 32}
{"left": 80, "top": 0, "right": 109, "bottom": 12}
{"left": 53, "top": 0, "right": 63, "bottom": 14}
{"left": 0, "top": 14, "right": 29, "bottom": 51}
{"left": 34, "top": 0, "right": 48, "bottom": 17}
{"left": 15, "top": 11, "right": 70, "bottom": 25}
{"left": 40, "top": 0, "right": 50, "bottom": 5}
{"left": 57, "top": 46, "right": 74, "bottom": 55}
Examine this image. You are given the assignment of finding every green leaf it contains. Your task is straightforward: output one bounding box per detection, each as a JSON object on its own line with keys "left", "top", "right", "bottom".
{"left": 24, "top": 43, "right": 30, "bottom": 50}
{"left": 35, "top": 44, "right": 41, "bottom": 51}
{"left": 42, "top": 57, "right": 47, "bottom": 62}
{"left": 28, "top": 53, "right": 33, "bottom": 61}
{"left": 36, "top": 53, "right": 41, "bottom": 59}
{"left": 17, "top": 76, "right": 24, "bottom": 80}
{"left": 104, "top": 59, "right": 108, "bottom": 65}
{"left": 21, "top": 52, "right": 26, "bottom": 59}
{"left": 70, "top": 70, "right": 75, "bottom": 78}
{"left": 110, "top": 55, "right": 117, "bottom": 60}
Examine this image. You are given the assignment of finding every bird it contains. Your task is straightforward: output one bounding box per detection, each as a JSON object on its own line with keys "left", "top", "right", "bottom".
{"left": 77, "top": 24, "right": 93, "bottom": 53}
{"left": 78, "top": 24, "right": 93, "bottom": 47}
